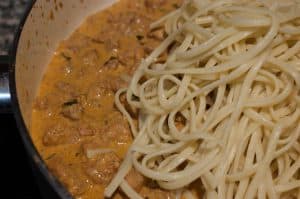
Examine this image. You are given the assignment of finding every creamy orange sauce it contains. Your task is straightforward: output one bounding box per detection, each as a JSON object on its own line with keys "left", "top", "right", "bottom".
{"left": 31, "top": 0, "right": 183, "bottom": 198}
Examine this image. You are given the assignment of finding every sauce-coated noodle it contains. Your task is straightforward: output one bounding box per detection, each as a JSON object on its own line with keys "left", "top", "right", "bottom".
{"left": 107, "top": 0, "right": 300, "bottom": 198}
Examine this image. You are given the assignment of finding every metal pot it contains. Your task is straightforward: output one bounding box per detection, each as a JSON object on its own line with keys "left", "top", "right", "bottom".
{"left": 0, "top": 0, "right": 117, "bottom": 198}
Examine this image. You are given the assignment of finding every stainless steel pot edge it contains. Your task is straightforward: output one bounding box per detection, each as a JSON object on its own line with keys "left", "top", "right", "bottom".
{"left": 9, "top": 1, "right": 72, "bottom": 198}
{"left": 0, "top": 55, "right": 11, "bottom": 113}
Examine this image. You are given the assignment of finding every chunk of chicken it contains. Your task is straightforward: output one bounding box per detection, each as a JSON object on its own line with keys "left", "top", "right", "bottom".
{"left": 147, "top": 28, "right": 165, "bottom": 41}
{"left": 99, "top": 111, "right": 132, "bottom": 144}
{"left": 77, "top": 122, "right": 96, "bottom": 136}
{"left": 144, "top": 0, "right": 167, "bottom": 9}
{"left": 126, "top": 169, "right": 145, "bottom": 192}
{"left": 47, "top": 157, "right": 90, "bottom": 196}
{"left": 85, "top": 152, "right": 120, "bottom": 185}
{"left": 61, "top": 103, "right": 83, "bottom": 121}
{"left": 43, "top": 123, "right": 96, "bottom": 146}
{"left": 106, "top": 11, "right": 151, "bottom": 35}
{"left": 87, "top": 75, "right": 127, "bottom": 101}
{"left": 43, "top": 124, "right": 80, "bottom": 146}
{"left": 140, "top": 187, "right": 175, "bottom": 199}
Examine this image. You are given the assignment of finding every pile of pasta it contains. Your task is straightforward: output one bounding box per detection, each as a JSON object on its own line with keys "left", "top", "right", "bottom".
{"left": 107, "top": 0, "right": 300, "bottom": 198}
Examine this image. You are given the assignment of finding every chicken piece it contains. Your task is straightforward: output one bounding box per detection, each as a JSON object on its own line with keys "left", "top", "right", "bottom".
{"left": 55, "top": 81, "right": 78, "bottom": 99}
{"left": 47, "top": 156, "right": 90, "bottom": 196}
{"left": 140, "top": 187, "right": 175, "bottom": 199}
{"left": 126, "top": 169, "right": 145, "bottom": 192}
{"left": 61, "top": 103, "right": 83, "bottom": 121}
{"left": 34, "top": 90, "right": 77, "bottom": 112}
{"left": 43, "top": 124, "right": 80, "bottom": 146}
{"left": 87, "top": 75, "right": 127, "bottom": 100}
{"left": 107, "top": 11, "right": 151, "bottom": 35}
{"left": 100, "top": 111, "right": 132, "bottom": 144}
{"left": 143, "top": 36, "right": 161, "bottom": 56}
{"left": 60, "top": 33, "right": 94, "bottom": 54}
{"left": 144, "top": 0, "right": 167, "bottom": 9}
{"left": 82, "top": 49, "right": 100, "bottom": 67}
{"left": 94, "top": 11, "right": 149, "bottom": 72}
{"left": 77, "top": 122, "right": 96, "bottom": 136}
{"left": 103, "top": 76, "right": 128, "bottom": 92}
{"left": 147, "top": 28, "right": 165, "bottom": 41}
{"left": 85, "top": 152, "right": 121, "bottom": 185}
{"left": 93, "top": 29, "right": 120, "bottom": 52}
{"left": 117, "top": 40, "right": 145, "bottom": 73}
{"left": 103, "top": 56, "right": 120, "bottom": 69}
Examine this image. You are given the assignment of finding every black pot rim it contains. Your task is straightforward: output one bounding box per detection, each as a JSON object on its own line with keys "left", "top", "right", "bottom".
{"left": 9, "top": 1, "right": 72, "bottom": 198}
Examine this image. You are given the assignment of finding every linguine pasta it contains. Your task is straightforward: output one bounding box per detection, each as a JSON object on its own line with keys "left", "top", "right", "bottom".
{"left": 106, "top": 0, "right": 300, "bottom": 198}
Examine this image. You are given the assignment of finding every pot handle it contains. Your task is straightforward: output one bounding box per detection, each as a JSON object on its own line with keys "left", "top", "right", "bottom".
{"left": 0, "top": 55, "right": 11, "bottom": 113}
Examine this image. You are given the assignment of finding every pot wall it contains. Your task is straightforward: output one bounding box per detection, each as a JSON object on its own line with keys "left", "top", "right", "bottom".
{"left": 15, "top": 0, "right": 117, "bottom": 129}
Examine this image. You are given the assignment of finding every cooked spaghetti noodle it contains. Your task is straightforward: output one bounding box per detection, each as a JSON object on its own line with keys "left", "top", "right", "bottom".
{"left": 106, "top": 0, "right": 300, "bottom": 198}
